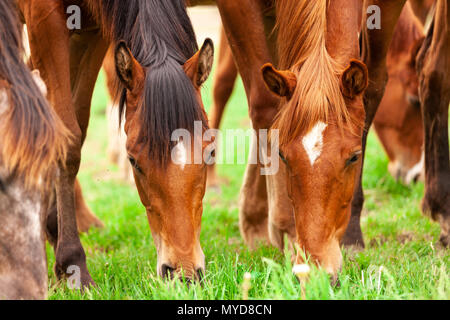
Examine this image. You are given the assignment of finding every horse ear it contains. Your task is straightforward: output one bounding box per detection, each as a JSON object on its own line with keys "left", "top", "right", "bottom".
{"left": 184, "top": 38, "right": 214, "bottom": 88}
{"left": 115, "top": 41, "right": 144, "bottom": 91}
{"left": 340, "top": 59, "right": 368, "bottom": 99}
{"left": 261, "top": 63, "right": 297, "bottom": 99}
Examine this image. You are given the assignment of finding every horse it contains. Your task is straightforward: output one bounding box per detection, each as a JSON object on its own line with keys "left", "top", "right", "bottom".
{"left": 0, "top": 0, "right": 69, "bottom": 299}
{"left": 216, "top": 0, "right": 368, "bottom": 281}
{"left": 344, "top": 0, "right": 449, "bottom": 248}
{"left": 18, "top": 0, "right": 214, "bottom": 286}
{"left": 373, "top": 4, "right": 425, "bottom": 185}
{"left": 207, "top": 3, "right": 425, "bottom": 187}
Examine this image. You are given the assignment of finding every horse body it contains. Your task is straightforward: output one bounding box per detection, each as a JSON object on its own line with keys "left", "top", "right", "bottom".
{"left": 0, "top": 1, "right": 68, "bottom": 299}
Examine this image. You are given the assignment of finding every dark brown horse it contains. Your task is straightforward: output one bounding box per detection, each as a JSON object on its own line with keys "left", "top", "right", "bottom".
{"left": 19, "top": 0, "right": 214, "bottom": 287}
{"left": 344, "top": 0, "right": 449, "bottom": 248}
{"left": 0, "top": 0, "right": 69, "bottom": 299}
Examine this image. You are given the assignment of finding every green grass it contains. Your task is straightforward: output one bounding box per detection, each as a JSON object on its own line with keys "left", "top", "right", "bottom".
{"left": 47, "top": 69, "right": 449, "bottom": 300}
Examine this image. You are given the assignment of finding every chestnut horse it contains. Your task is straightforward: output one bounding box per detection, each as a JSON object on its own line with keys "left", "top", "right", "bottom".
{"left": 18, "top": 0, "right": 214, "bottom": 287}
{"left": 208, "top": 3, "right": 426, "bottom": 187}
{"left": 217, "top": 0, "right": 368, "bottom": 281}
{"left": 0, "top": 0, "right": 68, "bottom": 299}
{"left": 217, "top": 0, "right": 449, "bottom": 280}
{"left": 344, "top": 0, "right": 450, "bottom": 248}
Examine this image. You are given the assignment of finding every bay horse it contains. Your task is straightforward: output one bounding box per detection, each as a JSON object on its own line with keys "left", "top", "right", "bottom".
{"left": 208, "top": 3, "right": 426, "bottom": 187}
{"left": 344, "top": 0, "right": 450, "bottom": 248}
{"left": 18, "top": 0, "right": 214, "bottom": 286}
{"left": 0, "top": 0, "right": 69, "bottom": 299}
{"left": 217, "top": 0, "right": 368, "bottom": 281}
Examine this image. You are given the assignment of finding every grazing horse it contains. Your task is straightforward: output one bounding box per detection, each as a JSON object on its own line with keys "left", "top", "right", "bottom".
{"left": 18, "top": 0, "right": 214, "bottom": 286}
{"left": 344, "top": 0, "right": 449, "bottom": 248}
{"left": 0, "top": 0, "right": 68, "bottom": 299}
{"left": 373, "top": 3, "right": 425, "bottom": 185}
{"left": 208, "top": 3, "right": 426, "bottom": 187}
{"left": 217, "top": 0, "right": 368, "bottom": 280}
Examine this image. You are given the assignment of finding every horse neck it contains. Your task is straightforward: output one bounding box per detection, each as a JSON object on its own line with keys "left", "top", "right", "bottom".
{"left": 389, "top": 3, "right": 425, "bottom": 60}
{"left": 325, "top": 0, "right": 362, "bottom": 66}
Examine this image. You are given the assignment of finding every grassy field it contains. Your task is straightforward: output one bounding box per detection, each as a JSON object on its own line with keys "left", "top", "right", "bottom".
{"left": 47, "top": 68, "right": 449, "bottom": 300}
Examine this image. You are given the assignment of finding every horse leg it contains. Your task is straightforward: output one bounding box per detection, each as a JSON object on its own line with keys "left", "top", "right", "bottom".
{"left": 342, "top": 0, "right": 407, "bottom": 248}
{"left": 265, "top": 162, "right": 296, "bottom": 250}
{"left": 22, "top": 0, "right": 94, "bottom": 287}
{"left": 417, "top": 0, "right": 450, "bottom": 247}
{"left": 217, "top": 0, "right": 280, "bottom": 248}
{"left": 207, "top": 26, "right": 238, "bottom": 189}
{"left": 74, "top": 179, "right": 104, "bottom": 233}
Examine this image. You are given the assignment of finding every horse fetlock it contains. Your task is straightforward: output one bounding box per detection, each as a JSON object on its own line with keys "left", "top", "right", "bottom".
{"left": 54, "top": 243, "right": 94, "bottom": 287}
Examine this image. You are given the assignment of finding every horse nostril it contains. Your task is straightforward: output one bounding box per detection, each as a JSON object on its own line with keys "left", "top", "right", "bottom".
{"left": 181, "top": 276, "right": 193, "bottom": 286}
{"left": 161, "top": 264, "right": 175, "bottom": 279}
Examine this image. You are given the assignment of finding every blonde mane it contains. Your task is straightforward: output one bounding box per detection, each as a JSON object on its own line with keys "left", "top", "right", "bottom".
{"left": 273, "top": 0, "right": 353, "bottom": 147}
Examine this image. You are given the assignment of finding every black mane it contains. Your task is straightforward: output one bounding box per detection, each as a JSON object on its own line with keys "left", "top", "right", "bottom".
{"left": 92, "top": 0, "right": 207, "bottom": 165}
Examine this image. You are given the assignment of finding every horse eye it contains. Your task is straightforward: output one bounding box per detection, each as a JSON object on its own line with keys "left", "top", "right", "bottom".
{"left": 346, "top": 151, "right": 361, "bottom": 166}
{"left": 205, "top": 147, "right": 216, "bottom": 165}
{"left": 128, "top": 156, "right": 142, "bottom": 173}
{"left": 279, "top": 151, "right": 288, "bottom": 165}
{"left": 0, "top": 177, "right": 5, "bottom": 193}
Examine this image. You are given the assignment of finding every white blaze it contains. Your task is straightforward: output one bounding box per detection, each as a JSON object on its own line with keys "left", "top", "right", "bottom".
{"left": 172, "top": 141, "right": 188, "bottom": 170}
{"left": 302, "top": 122, "right": 327, "bottom": 166}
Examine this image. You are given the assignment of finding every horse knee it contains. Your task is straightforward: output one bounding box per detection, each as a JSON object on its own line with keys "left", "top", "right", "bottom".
{"left": 248, "top": 91, "right": 278, "bottom": 129}
{"left": 63, "top": 130, "right": 83, "bottom": 178}
{"left": 213, "top": 72, "right": 236, "bottom": 103}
